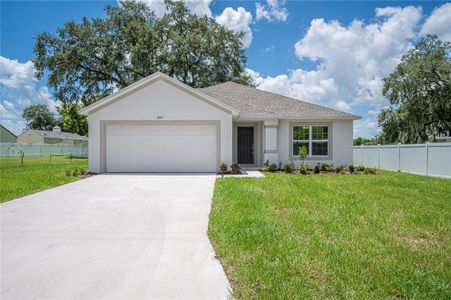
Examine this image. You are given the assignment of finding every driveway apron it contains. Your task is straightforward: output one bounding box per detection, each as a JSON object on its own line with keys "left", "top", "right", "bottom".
{"left": 1, "top": 174, "right": 230, "bottom": 299}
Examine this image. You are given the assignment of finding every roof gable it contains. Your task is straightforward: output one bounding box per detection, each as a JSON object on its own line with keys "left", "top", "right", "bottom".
{"left": 200, "top": 81, "right": 360, "bottom": 120}
{"left": 79, "top": 72, "right": 239, "bottom": 116}
{"left": 0, "top": 125, "right": 17, "bottom": 138}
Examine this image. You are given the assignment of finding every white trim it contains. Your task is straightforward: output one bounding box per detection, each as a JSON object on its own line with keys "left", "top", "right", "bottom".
{"left": 79, "top": 72, "right": 239, "bottom": 116}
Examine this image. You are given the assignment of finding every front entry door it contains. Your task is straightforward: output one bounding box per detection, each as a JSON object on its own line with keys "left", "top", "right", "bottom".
{"left": 237, "top": 127, "right": 254, "bottom": 164}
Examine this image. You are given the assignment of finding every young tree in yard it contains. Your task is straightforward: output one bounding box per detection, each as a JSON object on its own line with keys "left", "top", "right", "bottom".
{"left": 21, "top": 104, "right": 56, "bottom": 131}
{"left": 33, "top": 0, "right": 252, "bottom": 109}
{"left": 379, "top": 35, "right": 451, "bottom": 143}
{"left": 298, "top": 145, "right": 308, "bottom": 166}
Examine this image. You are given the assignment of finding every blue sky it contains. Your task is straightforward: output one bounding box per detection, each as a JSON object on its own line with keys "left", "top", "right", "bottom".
{"left": 1, "top": 0, "right": 450, "bottom": 137}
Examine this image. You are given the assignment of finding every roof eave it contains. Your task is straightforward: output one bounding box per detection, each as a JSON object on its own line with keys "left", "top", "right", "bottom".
{"left": 235, "top": 114, "right": 361, "bottom": 120}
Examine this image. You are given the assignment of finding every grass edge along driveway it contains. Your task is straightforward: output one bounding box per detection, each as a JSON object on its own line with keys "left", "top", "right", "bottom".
{"left": 0, "top": 156, "right": 88, "bottom": 203}
{"left": 208, "top": 171, "right": 451, "bottom": 299}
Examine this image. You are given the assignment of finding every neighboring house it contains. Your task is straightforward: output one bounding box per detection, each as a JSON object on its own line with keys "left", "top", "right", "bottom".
{"left": 80, "top": 72, "right": 360, "bottom": 173}
{"left": 0, "top": 125, "right": 17, "bottom": 143}
{"left": 17, "top": 126, "right": 88, "bottom": 145}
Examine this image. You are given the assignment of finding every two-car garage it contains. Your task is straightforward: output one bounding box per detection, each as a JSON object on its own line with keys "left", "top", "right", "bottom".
{"left": 105, "top": 123, "right": 218, "bottom": 173}
{"left": 80, "top": 72, "right": 235, "bottom": 173}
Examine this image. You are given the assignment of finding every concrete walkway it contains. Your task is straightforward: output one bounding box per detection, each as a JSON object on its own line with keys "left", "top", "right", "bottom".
{"left": 1, "top": 174, "right": 230, "bottom": 299}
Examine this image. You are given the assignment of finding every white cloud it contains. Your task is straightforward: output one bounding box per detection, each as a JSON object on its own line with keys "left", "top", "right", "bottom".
{"left": 129, "top": 0, "right": 212, "bottom": 18}
{"left": 184, "top": 0, "right": 212, "bottom": 17}
{"left": 1, "top": 119, "right": 26, "bottom": 136}
{"left": 335, "top": 101, "right": 352, "bottom": 113}
{"left": 2, "top": 100, "right": 15, "bottom": 110}
{"left": 216, "top": 7, "right": 253, "bottom": 48}
{"left": 0, "top": 56, "right": 35, "bottom": 88}
{"left": 368, "top": 109, "right": 381, "bottom": 116}
{"left": 127, "top": 1, "right": 255, "bottom": 47}
{"left": 0, "top": 56, "right": 59, "bottom": 134}
{"left": 256, "top": 0, "right": 288, "bottom": 22}
{"left": 248, "top": 68, "right": 339, "bottom": 105}
{"left": 248, "top": 6, "right": 422, "bottom": 121}
{"left": 0, "top": 99, "right": 19, "bottom": 124}
{"left": 420, "top": 3, "right": 451, "bottom": 41}
{"left": 262, "top": 45, "right": 275, "bottom": 52}
{"left": 354, "top": 118, "right": 381, "bottom": 138}
{"left": 294, "top": 6, "right": 421, "bottom": 104}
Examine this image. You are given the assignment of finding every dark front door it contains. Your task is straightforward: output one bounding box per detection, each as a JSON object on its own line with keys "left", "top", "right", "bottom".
{"left": 237, "top": 127, "right": 254, "bottom": 164}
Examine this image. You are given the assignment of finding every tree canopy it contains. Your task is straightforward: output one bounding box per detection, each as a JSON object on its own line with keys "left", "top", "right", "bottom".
{"left": 379, "top": 35, "right": 451, "bottom": 143}
{"left": 33, "top": 0, "right": 251, "bottom": 109}
{"left": 57, "top": 102, "right": 88, "bottom": 136}
{"left": 22, "top": 104, "right": 56, "bottom": 131}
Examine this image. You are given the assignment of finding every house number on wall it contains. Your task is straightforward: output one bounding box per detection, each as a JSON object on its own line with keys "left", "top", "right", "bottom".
{"left": 157, "top": 115, "right": 164, "bottom": 119}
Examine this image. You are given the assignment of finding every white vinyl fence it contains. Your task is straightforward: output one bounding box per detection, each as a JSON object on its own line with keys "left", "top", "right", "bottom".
{"left": 353, "top": 143, "right": 451, "bottom": 179}
{"left": 0, "top": 143, "right": 88, "bottom": 158}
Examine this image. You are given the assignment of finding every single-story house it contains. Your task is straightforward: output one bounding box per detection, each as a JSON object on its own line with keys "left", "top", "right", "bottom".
{"left": 17, "top": 126, "right": 88, "bottom": 145}
{"left": 80, "top": 72, "right": 360, "bottom": 173}
{"left": 0, "top": 125, "right": 17, "bottom": 143}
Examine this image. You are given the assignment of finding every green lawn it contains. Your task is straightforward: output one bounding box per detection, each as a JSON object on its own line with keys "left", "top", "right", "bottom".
{"left": 0, "top": 156, "right": 88, "bottom": 203}
{"left": 209, "top": 171, "right": 451, "bottom": 299}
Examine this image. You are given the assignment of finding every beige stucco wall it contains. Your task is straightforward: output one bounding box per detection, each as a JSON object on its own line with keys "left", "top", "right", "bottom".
{"left": 17, "top": 130, "right": 44, "bottom": 144}
{"left": 87, "top": 79, "right": 233, "bottom": 173}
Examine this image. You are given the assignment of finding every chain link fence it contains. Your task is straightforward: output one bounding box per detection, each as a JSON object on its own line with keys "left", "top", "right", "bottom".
{"left": 0, "top": 143, "right": 88, "bottom": 167}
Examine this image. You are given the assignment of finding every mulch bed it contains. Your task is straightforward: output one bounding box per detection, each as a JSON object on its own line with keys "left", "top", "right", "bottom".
{"left": 262, "top": 170, "right": 377, "bottom": 175}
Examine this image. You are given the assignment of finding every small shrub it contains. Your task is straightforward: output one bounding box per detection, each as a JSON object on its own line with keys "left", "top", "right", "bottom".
{"left": 72, "top": 169, "right": 79, "bottom": 177}
{"left": 339, "top": 169, "right": 346, "bottom": 175}
{"left": 284, "top": 163, "right": 294, "bottom": 174}
{"left": 368, "top": 168, "right": 377, "bottom": 174}
{"left": 314, "top": 163, "right": 321, "bottom": 174}
{"left": 219, "top": 162, "right": 228, "bottom": 172}
{"left": 320, "top": 163, "right": 332, "bottom": 172}
{"left": 348, "top": 164, "right": 355, "bottom": 174}
{"left": 364, "top": 167, "right": 377, "bottom": 175}
{"left": 230, "top": 162, "right": 241, "bottom": 174}
{"left": 79, "top": 168, "right": 87, "bottom": 175}
{"left": 219, "top": 163, "right": 228, "bottom": 176}
{"left": 299, "top": 165, "right": 308, "bottom": 175}
{"left": 335, "top": 165, "right": 344, "bottom": 173}
{"left": 357, "top": 165, "right": 365, "bottom": 172}
{"left": 268, "top": 163, "right": 278, "bottom": 172}
{"left": 65, "top": 170, "right": 71, "bottom": 177}
{"left": 263, "top": 160, "right": 270, "bottom": 170}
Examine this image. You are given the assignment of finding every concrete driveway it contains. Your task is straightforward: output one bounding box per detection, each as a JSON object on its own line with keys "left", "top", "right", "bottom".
{"left": 1, "top": 174, "right": 230, "bottom": 299}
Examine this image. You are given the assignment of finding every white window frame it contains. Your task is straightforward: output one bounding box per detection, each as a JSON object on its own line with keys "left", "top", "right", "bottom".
{"left": 292, "top": 125, "right": 330, "bottom": 157}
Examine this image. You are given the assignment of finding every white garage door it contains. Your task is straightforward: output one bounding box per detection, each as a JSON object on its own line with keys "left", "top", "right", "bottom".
{"left": 106, "top": 124, "right": 217, "bottom": 172}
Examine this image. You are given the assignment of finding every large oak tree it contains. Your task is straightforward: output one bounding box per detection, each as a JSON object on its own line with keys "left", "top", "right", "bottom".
{"left": 379, "top": 35, "right": 451, "bottom": 143}
{"left": 34, "top": 0, "right": 251, "bottom": 134}
{"left": 22, "top": 104, "right": 56, "bottom": 131}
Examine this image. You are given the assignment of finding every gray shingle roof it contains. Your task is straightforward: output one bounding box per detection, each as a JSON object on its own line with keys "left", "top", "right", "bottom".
{"left": 200, "top": 82, "right": 360, "bottom": 120}
{"left": 27, "top": 129, "right": 88, "bottom": 141}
